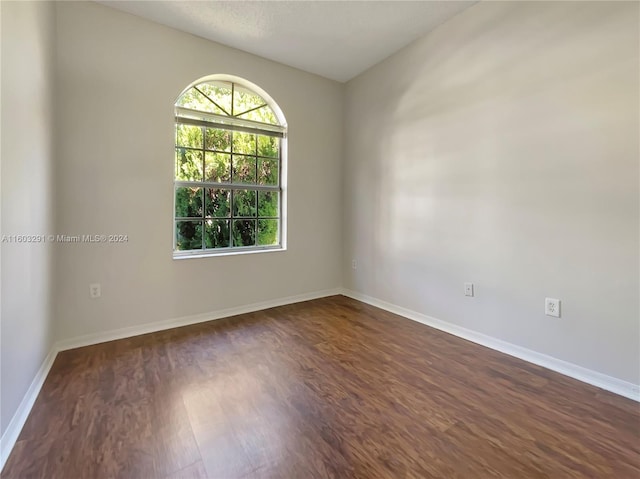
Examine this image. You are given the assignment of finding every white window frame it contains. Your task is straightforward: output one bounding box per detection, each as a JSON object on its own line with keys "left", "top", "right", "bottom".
{"left": 173, "top": 77, "right": 287, "bottom": 259}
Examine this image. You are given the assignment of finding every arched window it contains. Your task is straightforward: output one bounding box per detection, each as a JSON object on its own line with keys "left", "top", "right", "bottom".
{"left": 173, "top": 76, "right": 286, "bottom": 257}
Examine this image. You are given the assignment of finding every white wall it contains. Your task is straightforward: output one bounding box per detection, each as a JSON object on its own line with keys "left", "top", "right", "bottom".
{"left": 53, "top": 2, "right": 343, "bottom": 341}
{"left": 344, "top": 1, "right": 639, "bottom": 384}
{"left": 1, "top": 1, "right": 56, "bottom": 435}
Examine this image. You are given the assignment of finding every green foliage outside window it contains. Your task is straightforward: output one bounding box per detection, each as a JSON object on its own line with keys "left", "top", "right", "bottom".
{"left": 174, "top": 80, "right": 283, "bottom": 253}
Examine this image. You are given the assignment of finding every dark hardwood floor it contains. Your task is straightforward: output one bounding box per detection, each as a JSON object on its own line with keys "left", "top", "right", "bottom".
{"left": 3, "top": 295, "right": 639, "bottom": 478}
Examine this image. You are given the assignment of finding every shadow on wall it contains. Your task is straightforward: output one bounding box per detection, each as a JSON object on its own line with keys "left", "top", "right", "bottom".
{"left": 371, "top": 2, "right": 636, "bottom": 310}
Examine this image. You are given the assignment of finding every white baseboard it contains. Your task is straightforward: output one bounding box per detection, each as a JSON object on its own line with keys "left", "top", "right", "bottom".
{"left": 0, "top": 287, "right": 342, "bottom": 472}
{"left": 340, "top": 288, "right": 640, "bottom": 402}
{"left": 56, "top": 288, "right": 343, "bottom": 352}
{"left": 0, "top": 347, "right": 57, "bottom": 471}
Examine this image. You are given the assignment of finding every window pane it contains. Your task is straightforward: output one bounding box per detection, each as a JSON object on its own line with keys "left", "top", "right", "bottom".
{"left": 236, "top": 106, "right": 277, "bottom": 124}
{"left": 233, "top": 85, "right": 266, "bottom": 117}
{"left": 205, "top": 152, "right": 231, "bottom": 183}
{"left": 205, "top": 219, "right": 230, "bottom": 248}
{"left": 233, "top": 220, "right": 256, "bottom": 247}
{"left": 258, "top": 219, "right": 278, "bottom": 246}
{"left": 176, "top": 124, "right": 202, "bottom": 149}
{"left": 176, "top": 221, "right": 203, "bottom": 250}
{"left": 176, "top": 88, "right": 226, "bottom": 116}
{"left": 175, "top": 187, "right": 203, "bottom": 218}
{"left": 257, "top": 135, "right": 279, "bottom": 158}
{"left": 232, "top": 155, "right": 256, "bottom": 184}
{"left": 205, "top": 189, "right": 230, "bottom": 218}
{"left": 198, "top": 81, "right": 232, "bottom": 116}
{"left": 176, "top": 148, "right": 203, "bottom": 181}
{"left": 233, "top": 190, "right": 256, "bottom": 217}
{"left": 258, "top": 106, "right": 278, "bottom": 125}
{"left": 232, "top": 132, "right": 256, "bottom": 155}
{"left": 258, "top": 191, "right": 279, "bottom": 218}
{"left": 205, "top": 128, "right": 231, "bottom": 152}
{"left": 258, "top": 158, "right": 279, "bottom": 186}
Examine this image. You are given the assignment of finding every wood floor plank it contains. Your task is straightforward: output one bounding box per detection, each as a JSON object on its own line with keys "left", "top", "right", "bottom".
{"left": 163, "top": 460, "right": 208, "bottom": 479}
{"left": 182, "top": 379, "right": 256, "bottom": 479}
{"left": 2, "top": 295, "right": 638, "bottom": 478}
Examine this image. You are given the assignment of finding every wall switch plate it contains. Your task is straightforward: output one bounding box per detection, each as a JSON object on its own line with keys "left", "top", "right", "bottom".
{"left": 352, "top": 259, "right": 357, "bottom": 270}
{"left": 545, "top": 297, "right": 560, "bottom": 317}
{"left": 464, "top": 282, "right": 474, "bottom": 297}
{"left": 89, "top": 283, "right": 101, "bottom": 299}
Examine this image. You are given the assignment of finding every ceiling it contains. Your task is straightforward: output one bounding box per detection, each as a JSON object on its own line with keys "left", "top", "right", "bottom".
{"left": 97, "top": 1, "right": 476, "bottom": 82}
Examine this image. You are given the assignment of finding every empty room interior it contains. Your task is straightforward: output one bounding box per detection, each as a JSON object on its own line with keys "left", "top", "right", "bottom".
{"left": 1, "top": 0, "right": 639, "bottom": 477}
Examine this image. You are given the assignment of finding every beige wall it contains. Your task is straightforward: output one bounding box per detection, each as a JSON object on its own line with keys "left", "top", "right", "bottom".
{"left": 344, "top": 1, "right": 639, "bottom": 384}
{"left": 1, "top": 1, "right": 56, "bottom": 435}
{"left": 53, "top": 2, "right": 343, "bottom": 341}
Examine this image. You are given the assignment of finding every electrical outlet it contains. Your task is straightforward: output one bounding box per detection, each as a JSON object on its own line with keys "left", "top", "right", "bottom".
{"left": 545, "top": 297, "right": 560, "bottom": 317}
{"left": 352, "top": 259, "right": 357, "bottom": 270}
{"left": 89, "top": 283, "right": 101, "bottom": 299}
{"left": 464, "top": 282, "right": 474, "bottom": 297}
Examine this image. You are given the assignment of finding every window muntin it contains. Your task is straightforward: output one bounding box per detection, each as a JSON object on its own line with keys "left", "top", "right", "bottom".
{"left": 174, "top": 80, "right": 285, "bottom": 256}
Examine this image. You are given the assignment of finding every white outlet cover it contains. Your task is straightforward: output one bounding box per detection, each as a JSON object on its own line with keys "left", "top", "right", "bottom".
{"left": 89, "top": 283, "right": 101, "bottom": 299}
{"left": 464, "top": 282, "right": 474, "bottom": 297}
{"left": 545, "top": 297, "right": 560, "bottom": 317}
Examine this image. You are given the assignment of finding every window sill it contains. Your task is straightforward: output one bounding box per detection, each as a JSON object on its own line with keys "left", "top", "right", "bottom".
{"left": 173, "top": 246, "right": 285, "bottom": 260}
